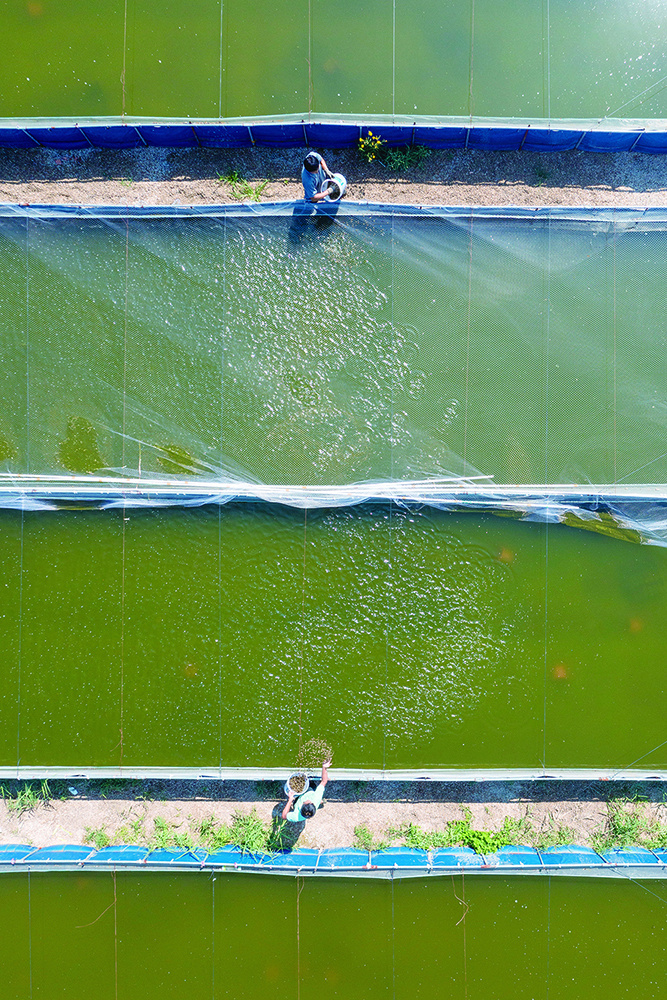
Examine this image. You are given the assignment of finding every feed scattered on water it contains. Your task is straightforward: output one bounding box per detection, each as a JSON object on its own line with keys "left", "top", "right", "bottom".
{"left": 296, "top": 738, "right": 333, "bottom": 771}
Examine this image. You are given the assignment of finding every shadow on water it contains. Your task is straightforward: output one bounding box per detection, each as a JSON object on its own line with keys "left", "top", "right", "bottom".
{"left": 287, "top": 200, "right": 340, "bottom": 248}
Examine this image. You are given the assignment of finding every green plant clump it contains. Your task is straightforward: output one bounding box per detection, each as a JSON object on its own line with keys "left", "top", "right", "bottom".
{"left": 84, "top": 826, "right": 111, "bottom": 849}
{"left": 384, "top": 145, "right": 431, "bottom": 172}
{"left": 357, "top": 131, "right": 385, "bottom": 162}
{"left": 0, "top": 780, "right": 51, "bottom": 816}
{"left": 218, "top": 170, "right": 269, "bottom": 202}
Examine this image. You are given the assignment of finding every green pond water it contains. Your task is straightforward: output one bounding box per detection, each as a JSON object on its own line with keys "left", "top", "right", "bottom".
{"left": 0, "top": 505, "right": 665, "bottom": 771}
{"left": 1, "top": 210, "right": 667, "bottom": 488}
{"left": 1, "top": 0, "right": 666, "bottom": 120}
{"left": 0, "top": 872, "right": 665, "bottom": 998}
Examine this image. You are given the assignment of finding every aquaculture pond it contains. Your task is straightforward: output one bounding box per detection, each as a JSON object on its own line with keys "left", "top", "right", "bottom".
{"left": 2, "top": 206, "right": 667, "bottom": 489}
{"left": 0, "top": 872, "right": 665, "bottom": 998}
{"left": 0, "top": 504, "right": 665, "bottom": 772}
{"left": 2, "top": 0, "right": 666, "bottom": 121}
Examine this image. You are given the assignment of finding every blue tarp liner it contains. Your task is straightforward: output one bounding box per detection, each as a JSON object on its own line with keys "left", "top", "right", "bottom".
{"left": 24, "top": 846, "right": 92, "bottom": 864}
{"left": 602, "top": 847, "right": 661, "bottom": 865}
{"left": 25, "top": 127, "right": 90, "bottom": 149}
{"left": 538, "top": 846, "right": 604, "bottom": 866}
{"left": 635, "top": 133, "right": 667, "bottom": 154}
{"left": 259, "top": 850, "right": 320, "bottom": 869}
{"left": 0, "top": 128, "right": 39, "bottom": 148}
{"left": 466, "top": 128, "right": 527, "bottom": 150}
{"left": 431, "top": 848, "right": 486, "bottom": 868}
{"left": 413, "top": 126, "right": 468, "bottom": 149}
{"left": 522, "top": 129, "right": 585, "bottom": 152}
{"left": 487, "top": 846, "right": 542, "bottom": 867}
{"left": 192, "top": 124, "right": 253, "bottom": 147}
{"left": 91, "top": 846, "right": 150, "bottom": 865}
{"left": 319, "top": 849, "right": 370, "bottom": 870}
{"left": 579, "top": 131, "right": 641, "bottom": 153}
{"left": 82, "top": 125, "right": 144, "bottom": 149}
{"left": 1, "top": 119, "right": 667, "bottom": 153}
{"left": 206, "top": 846, "right": 264, "bottom": 866}
{"left": 137, "top": 126, "right": 197, "bottom": 148}
{"left": 372, "top": 847, "right": 430, "bottom": 869}
{"left": 146, "top": 848, "right": 206, "bottom": 867}
{"left": 1, "top": 844, "right": 666, "bottom": 876}
{"left": 250, "top": 124, "right": 307, "bottom": 148}
{"left": 0, "top": 845, "right": 31, "bottom": 862}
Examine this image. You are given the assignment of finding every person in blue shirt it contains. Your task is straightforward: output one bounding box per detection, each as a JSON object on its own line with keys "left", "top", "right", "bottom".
{"left": 301, "top": 151, "right": 332, "bottom": 203}
{"left": 282, "top": 758, "right": 332, "bottom": 822}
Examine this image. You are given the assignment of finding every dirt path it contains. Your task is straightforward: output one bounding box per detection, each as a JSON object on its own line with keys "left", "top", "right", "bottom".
{"left": 1, "top": 779, "right": 665, "bottom": 851}
{"left": 2, "top": 146, "right": 667, "bottom": 208}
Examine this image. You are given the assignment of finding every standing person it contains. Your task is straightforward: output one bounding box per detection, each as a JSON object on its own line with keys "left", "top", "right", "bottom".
{"left": 301, "top": 151, "right": 331, "bottom": 203}
{"left": 282, "top": 758, "right": 332, "bottom": 822}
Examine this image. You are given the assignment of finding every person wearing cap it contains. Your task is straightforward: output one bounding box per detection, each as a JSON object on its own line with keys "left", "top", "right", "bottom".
{"left": 301, "top": 151, "right": 332, "bottom": 203}
{"left": 282, "top": 758, "right": 332, "bottom": 822}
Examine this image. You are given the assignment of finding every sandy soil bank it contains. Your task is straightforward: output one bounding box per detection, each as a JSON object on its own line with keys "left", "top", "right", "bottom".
{"left": 1, "top": 780, "right": 664, "bottom": 851}
{"left": 2, "top": 146, "right": 667, "bottom": 208}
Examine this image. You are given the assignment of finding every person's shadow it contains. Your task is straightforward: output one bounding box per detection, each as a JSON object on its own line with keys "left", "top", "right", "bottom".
{"left": 268, "top": 803, "right": 304, "bottom": 852}
{"left": 288, "top": 200, "right": 340, "bottom": 247}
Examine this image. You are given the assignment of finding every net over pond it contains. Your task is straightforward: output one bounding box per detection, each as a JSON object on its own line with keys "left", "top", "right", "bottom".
{"left": 0, "top": 505, "right": 665, "bottom": 774}
{"left": 0, "top": 871, "right": 665, "bottom": 999}
{"left": 2, "top": 205, "right": 667, "bottom": 515}
{"left": 2, "top": 0, "right": 667, "bottom": 123}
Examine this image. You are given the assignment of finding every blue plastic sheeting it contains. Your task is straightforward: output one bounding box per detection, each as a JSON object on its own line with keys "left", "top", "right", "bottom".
{"left": 487, "top": 846, "right": 542, "bottom": 867}
{"left": 318, "top": 849, "right": 370, "bottom": 870}
{"left": 0, "top": 128, "right": 39, "bottom": 148}
{"left": 602, "top": 847, "right": 661, "bottom": 866}
{"left": 146, "top": 848, "right": 207, "bottom": 867}
{"left": 250, "top": 124, "right": 307, "bottom": 148}
{"left": 0, "top": 845, "right": 31, "bottom": 862}
{"left": 579, "top": 131, "right": 641, "bottom": 153}
{"left": 466, "top": 127, "right": 527, "bottom": 150}
{"left": 193, "top": 124, "right": 253, "bottom": 147}
{"left": 522, "top": 129, "right": 584, "bottom": 152}
{"left": 24, "top": 846, "right": 92, "bottom": 864}
{"left": 635, "top": 133, "right": 667, "bottom": 154}
{"left": 91, "top": 846, "right": 150, "bottom": 865}
{"left": 305, "top": 124, "right": 360, "bottom": 147}
{"left": 431, "top": 848, "right": 486, "bottom": 868}
{"left": 138, "top": 125, "right": 197, "bottom": 148}
{"left": 205, "top": 846, "right": 265, "bottom": 866}
{"left": 1, "top": 120, "right": 667, "bottom": 153}
{"left": 371, "top": 847, "right": 430, "bottom": 869}
{"left": 413, "top": 126, "right": 468, "bottom": 148}
{"left": 25, "top": 127, "right": 91, "bottom": 149}
{"left": 1, "top": 843, "right": 667, "bottom": 875}
{"left": 259, "top": 850, "right": 321, "bottom": 870}
{"left": 538, "top": 846, "right": 604, "bottom": 866}
{"left": 82, "top": 125, "right": 144, "bottom": 149}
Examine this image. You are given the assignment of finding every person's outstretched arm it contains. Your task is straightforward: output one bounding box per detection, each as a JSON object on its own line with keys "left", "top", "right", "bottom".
{"left": 321, "top": 758, "right": 332, "bottom": 787}
{"left": 282, "top": 791, "right": 296, "bottom": 820}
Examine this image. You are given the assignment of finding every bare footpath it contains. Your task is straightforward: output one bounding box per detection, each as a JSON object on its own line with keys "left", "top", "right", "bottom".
{"left": 1, "top": 780, "right": 666, "bottom": 852}
{"left": 2, "top": 146, "right": 667, "bottom": 208}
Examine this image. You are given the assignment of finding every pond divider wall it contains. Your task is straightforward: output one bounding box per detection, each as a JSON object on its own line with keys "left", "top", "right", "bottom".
{"left": 0, "top": 844, "right": 666, "bottom": 879}
{"left": 2, "top": 118, "right": 667, "bottom": 153}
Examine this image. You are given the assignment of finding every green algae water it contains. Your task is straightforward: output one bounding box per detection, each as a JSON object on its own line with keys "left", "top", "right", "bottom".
{"left": 2, "top": 208, "right": 667, "bottom": 489}
{"left": 0, "top": 505, "right": 665, "bottom": 771}
{"left": 1, "top": 1, "right": 666, "bottom": 119}
{"left": 0, "top": 872, "right": 665, "bottom": 998}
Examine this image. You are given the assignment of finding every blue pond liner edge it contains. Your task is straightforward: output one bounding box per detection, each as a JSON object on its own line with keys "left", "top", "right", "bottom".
{"left": 1, "top": 119, "right": 667, "bottom": 153}
{"left": 0, "top": 844, "right": 666, "bottom": 878}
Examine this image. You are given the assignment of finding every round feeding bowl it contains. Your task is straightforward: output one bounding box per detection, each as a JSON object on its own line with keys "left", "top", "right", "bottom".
{"left": 321, "top": 173, "right": 347, "bottom": 201}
